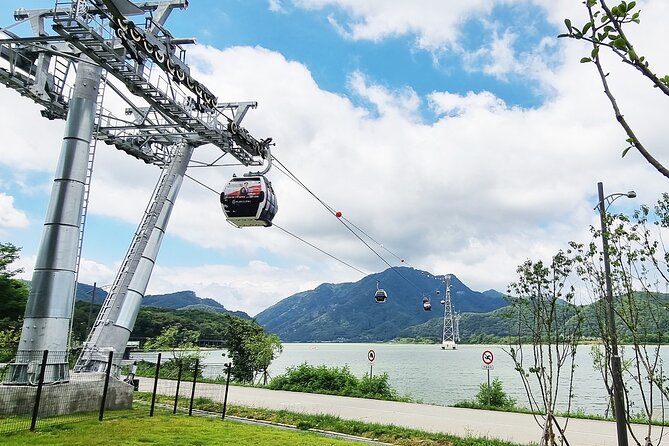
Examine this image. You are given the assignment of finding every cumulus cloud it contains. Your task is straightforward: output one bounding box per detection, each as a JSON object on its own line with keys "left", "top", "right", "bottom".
{"left": 295, "top": 0, "right": 491, "bottom": 50}
{"left": 2, "top": 0, "right": 668, "bottom": 316}
{"left": 268, "top": 0, "right": 286, "bottom": 13}
{"left": 0, "top": 193, "right": 29, "bottom": 231}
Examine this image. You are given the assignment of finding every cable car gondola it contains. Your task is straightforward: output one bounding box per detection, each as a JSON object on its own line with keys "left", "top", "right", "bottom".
{"left": 220, "top": 175, "right": 277, "bottom": 227}
{"left": 422, "top": 295, "right": 432, "bottom": 311}
{"left": 374, "top": 281, "right": 388, "bottom": 303}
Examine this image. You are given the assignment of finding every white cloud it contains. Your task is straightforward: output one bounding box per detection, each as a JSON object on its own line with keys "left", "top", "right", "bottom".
{"left": 146, "top": 261, "right": 356, "bottom": 317}
{"left": 348, "top": 71, "right": 421, "bottom": 118}
{"left": 429, "top": 90, "right": 509, "bottom": 116}
{"left": 295, "top": 0, "right": 492, "bottom": 50}
{"left": 268, "top": 0, "right": 286, "bottom": 13}
{"left": 2, "top": 0, "right": 668, "bottom": 317}
{"left": 0, "top": 193, "right": 29, "bottom": 231}
{"left": 292, "top": 0, "right": 563, "bottom": 81}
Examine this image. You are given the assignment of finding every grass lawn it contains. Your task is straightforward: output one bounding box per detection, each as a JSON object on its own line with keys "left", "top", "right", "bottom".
{"left": 1, "top": 404, "right": 531, "bottom": 446}
{"left": 2, "top": 411, "right": 359, "bottom": 446}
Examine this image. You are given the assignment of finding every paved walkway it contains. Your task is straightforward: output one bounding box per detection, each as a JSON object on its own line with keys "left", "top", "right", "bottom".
{"left": 138, "top": 378, "right": 662, "bottom": 445}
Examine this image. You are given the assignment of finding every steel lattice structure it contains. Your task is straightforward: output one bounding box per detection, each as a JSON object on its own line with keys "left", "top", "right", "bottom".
{"left": 440, "top": 275, "right": 457, "bottom": 350}
{"left": 1, "top": 0, "right": 274, "bottom": 383}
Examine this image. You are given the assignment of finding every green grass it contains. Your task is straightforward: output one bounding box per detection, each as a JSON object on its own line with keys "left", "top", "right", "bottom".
{"left": 2, "top": 410, "right": 359, "bottom": 446}
{"left": 133, "top": 393, "right": 529, "bottom": 446}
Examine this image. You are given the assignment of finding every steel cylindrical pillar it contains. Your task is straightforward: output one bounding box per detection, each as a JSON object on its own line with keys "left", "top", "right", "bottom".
{"left": 7, "top": 60, "right": 101, "bottom": 385}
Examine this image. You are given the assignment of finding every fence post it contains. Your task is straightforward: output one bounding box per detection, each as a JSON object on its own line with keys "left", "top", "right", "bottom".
{"left": 30, "top": 350, "right": 49, "bottom": 431}
{"left": 150, "top": 353, "right": 162, "bottom": 417}
{"left": 99, "top": 350, "right": 114, "bottom": 421}
{"left": 188, "top": 358, "right": 199, "bottom": 416}
{"left": 221, "top": 362, "right": 231, "bottom": 420}
{"left": 173, "top": 360, "right": 183, "bottom": 414}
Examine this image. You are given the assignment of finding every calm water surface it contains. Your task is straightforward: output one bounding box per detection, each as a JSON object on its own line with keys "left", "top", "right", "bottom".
{"left": 162, "top": 343, "right": 669, "bottom": 416}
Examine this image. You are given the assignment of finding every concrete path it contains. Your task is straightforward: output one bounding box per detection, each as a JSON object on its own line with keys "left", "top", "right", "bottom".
{"left": 138, "top": 378, "right": 663, "bottom": 445}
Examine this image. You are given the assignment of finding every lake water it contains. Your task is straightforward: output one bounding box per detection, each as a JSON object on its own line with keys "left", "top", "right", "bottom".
{"left": 141, "top": 343, "right": 669, "bottom": 417}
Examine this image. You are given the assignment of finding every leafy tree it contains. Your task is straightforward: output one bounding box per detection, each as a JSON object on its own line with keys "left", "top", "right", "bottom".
{"left": 0, "top": 242, "right": 28, "bottom": 341}
{"left": 0, "top": 326, "right": 21, "bottom": 362}
{"left": 223, "top": 316, "right": 282, "bottom": 383}
{"left": 243, "top": 332, "right": 282, "bottom": 385}
{"left": 571, "top": 194, "right": 669, "bottom": 444}
{"left": 506, "top": 251, "right": 583, "bottom": 446}
{"left": 560, "top": 0, "right": 669, "bottom": 178}
{"left": 144, "top": 324, "right": 201, "bottom": 376}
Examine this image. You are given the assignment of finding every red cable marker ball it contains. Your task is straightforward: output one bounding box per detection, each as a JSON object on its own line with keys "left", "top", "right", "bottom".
{"left": 335, "top": 211, "right": 342, "bottom": 218}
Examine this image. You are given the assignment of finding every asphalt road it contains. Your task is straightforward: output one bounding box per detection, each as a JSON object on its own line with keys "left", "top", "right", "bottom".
{"left": 138, "top": 378, "right": 663, "bottom": 445}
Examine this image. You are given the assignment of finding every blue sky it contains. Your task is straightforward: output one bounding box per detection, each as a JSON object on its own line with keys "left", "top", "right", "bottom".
{"left": 1, "top": 0, "right": 668, "bottom": 316}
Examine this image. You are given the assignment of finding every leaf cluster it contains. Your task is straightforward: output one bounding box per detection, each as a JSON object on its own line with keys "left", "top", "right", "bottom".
{"left": 0, "top": 243, "right": 28, "bottom": 348}
{"left": 560, "top": 0, "right": 669, "bottom": 175}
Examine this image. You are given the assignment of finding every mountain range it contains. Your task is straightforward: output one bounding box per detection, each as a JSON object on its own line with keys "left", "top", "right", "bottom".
{"left": 73, "top": 267, "right": 508, "bottom": 342}
{"left": 255, "top": 267, "right": 508, "bottom": 342}
{"left": 74, "top": 283, "right": 251, "bottom": 319}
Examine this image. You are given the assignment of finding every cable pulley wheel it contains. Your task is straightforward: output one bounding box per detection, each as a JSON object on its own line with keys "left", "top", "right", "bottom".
{"left": 165, "top": 58, "right": 175, "bottom": 74}
{"left": 175, "top": 68, "right": 186, "bottom": 82}
{"left": 115, "top": 17, "right": 129, "bottom": 32}
{"left": 142, "top": 40, "right": 153, "bottom": 54}
{"left": 153, "top": 48, "right": 165, "bottom": 64}
{"left": 129, "top": 27, "right": 143, "bottom": 43}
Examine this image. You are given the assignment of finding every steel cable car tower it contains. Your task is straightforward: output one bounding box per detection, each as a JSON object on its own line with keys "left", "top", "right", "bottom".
{"left": 440, "top": 275, "right": 457, "bottom": 350}
{"left": 1, "top": 0, "right": 274, "bottom": 383}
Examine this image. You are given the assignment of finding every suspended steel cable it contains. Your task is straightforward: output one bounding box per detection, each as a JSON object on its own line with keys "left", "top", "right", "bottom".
{"left": 272, "top": 156, "right": 337, "bottom": 214}
{"left": 183, "top": 173, "right": 368, "bottom": 276}
{"left": 186, "top": 157, "right": 425, "bottom": 296}
{"left": 185, "top": 173, "right": 219, "bottom": 195}
{"left": 273, "top": 224, "right": 367, "bottom": 275}
{"left": 340, "top": 216, "right": 412, "bottom": 267}
{"left": 272, "top": 155, "right": 423, "bottom": 294}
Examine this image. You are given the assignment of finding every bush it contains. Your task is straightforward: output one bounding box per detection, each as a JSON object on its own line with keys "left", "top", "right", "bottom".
{"left": 475, "top": 378, "right": 516, "bottom": 408}
{"left": 268, "top": 363, "right": 408, "bottom": 401}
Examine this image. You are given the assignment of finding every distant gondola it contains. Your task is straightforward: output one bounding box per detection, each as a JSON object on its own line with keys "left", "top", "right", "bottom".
{"left": 374, "top": 289, "right": 388, "bottom": 303}
{"left": 374, "top": 281, "right": 388, "bottom": 303}
{"left": 422, "top": 295, "right": 432, "bottom": 311}
{"left": 220, "top": 175, "right": 277, "bottom": 227}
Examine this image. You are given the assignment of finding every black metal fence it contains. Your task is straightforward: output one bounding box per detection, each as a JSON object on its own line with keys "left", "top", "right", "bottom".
{"left": 0, "top": 350, "right": 234, "bottom": 434}
{"left": 0, "top": 349, "right": 132, "bottom": 433}
{"left": 134, "top": 354, "right": 234, "bottom": 418}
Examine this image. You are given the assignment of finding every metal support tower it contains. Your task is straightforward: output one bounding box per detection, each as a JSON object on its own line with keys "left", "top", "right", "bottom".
{"left": 75, "top": 142, "right": 194, "bottom": 374}
{"left": 6, "top": 59, "right": 102, "bottom": 384}
{"left": 440, "top": 275, "right": 457, "bottom": 350}
{"left": 1, "top": 0, "right": 274, "bottom": 383}
{"left": 454, "top": 312, "right": 461, "bottom": 343}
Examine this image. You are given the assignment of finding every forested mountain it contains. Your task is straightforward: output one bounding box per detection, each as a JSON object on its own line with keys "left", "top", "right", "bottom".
{"left": 69, "top": 278, "right": 669, "bottom": 345}
{"left": 255, "top": 267, "right": 508, "bottom": 342}
{"left": 74, "top": 283, "right": 250, "bottom": 319}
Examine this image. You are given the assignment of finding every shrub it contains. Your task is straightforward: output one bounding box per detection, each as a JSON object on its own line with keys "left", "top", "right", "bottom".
{"left": 268, "top": 363, "right": 408, "bottom": 401}
{"left": 475, "top": 378, "right": 516, "bottom": 408}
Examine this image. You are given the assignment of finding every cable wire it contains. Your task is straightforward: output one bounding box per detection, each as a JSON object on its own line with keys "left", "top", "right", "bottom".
{"left": 184, "top": 173, "right": 368, "bottom": 276}
{"left": 272, "top": 154, "right": 423, "bottom": 294}
{"left": 185, "top": 156, "right": 425, "bottom": 295}
{"left": 341, "top": 216, "right": 412, "bottom": 267}
{"left": 185, "top": 173, "right": 220, "bottom": 195}
{"left": 273, "top": 224, "right": 367, "bottom": 275}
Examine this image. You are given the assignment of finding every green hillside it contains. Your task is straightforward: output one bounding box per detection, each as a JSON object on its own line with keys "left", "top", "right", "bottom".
{"left": 255, "top": 267, "right": 508, "bottom": 342}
